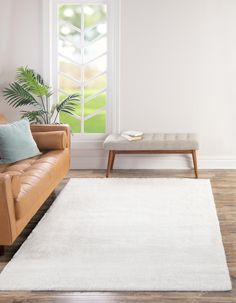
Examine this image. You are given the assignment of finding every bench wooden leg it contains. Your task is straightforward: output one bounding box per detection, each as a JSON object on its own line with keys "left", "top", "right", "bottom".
{"left": 106, "top": 151, "right": 114, "bottom": 178}
{"left": 0, "top": 246, "right": 4, "bottom": 256}
{"left": 191, "top": 150, "right": 198, "bottom": 178}
{"left": 111, "top": 151, "right": 116, "bottom": 170}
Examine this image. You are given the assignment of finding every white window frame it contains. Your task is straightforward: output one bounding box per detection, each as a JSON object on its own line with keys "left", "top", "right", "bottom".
{"left": 42, "top": 0, "right": 120, "bottom": 144}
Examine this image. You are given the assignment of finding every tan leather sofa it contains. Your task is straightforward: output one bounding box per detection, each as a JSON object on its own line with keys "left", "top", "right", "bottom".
{"left": 0, "top": 114, "right": 70, "bottom": 254}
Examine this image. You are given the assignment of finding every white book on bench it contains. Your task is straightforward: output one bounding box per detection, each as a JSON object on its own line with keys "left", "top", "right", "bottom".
{"left": 121, "top": 134, "right": 143, "bottom": 141}
{"left": 122, "top": 130, "right": 143, "bottom": 137}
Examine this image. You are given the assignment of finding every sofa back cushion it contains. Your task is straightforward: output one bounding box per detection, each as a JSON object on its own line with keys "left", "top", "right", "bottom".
{"left": 32, "top": 131, "right": 66, "bottom": 150}
{"left": 0, "top": 119, "right": 41, "bottom": 164}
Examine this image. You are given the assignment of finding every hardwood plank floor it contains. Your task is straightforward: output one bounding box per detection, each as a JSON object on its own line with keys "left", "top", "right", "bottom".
{"left": 0, "top": 169, "right": 235, "bottom": 303}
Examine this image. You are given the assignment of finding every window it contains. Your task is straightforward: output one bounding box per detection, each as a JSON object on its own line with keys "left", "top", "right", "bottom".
{"left": 46, "top": 0, "right": 120, "bottom": 138}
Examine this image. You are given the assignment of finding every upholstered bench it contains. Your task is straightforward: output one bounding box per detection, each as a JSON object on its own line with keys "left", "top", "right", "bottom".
{"left": 103, "top": 133, "right": 199, "bottom": 178}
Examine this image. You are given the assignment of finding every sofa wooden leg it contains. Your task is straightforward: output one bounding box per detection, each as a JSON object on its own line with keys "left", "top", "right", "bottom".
{"left": 51, "top": 190, "right": 57, "bottom": 199}
{"left": 106, "top": 151, "right": 114, "bottom": 178}
{"left": 0, "top": 246, "right": 4, "bottom": 256}
{"left": 191, "top": 150, "right": 198, "bottom": 178}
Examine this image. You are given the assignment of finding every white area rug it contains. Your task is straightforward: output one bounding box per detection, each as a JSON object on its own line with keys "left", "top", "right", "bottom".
{"left": 0, "top": 178, "right": 231, "bottom": 291}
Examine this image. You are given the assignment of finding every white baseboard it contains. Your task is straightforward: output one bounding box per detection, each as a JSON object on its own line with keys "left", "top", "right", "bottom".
{"left": 71, "top": 151, "right": 236, "bottom": 169}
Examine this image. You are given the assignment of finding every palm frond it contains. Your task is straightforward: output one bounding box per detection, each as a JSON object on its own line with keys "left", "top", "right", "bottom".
{"left": 59, "top": 109, "right": 77, "bottom": 115}
{"left": 52, "top": 94, "right": 80, "bottom": 123}
{"left": 16, "top": 67, "right": 51, "bottom": 97}
{"left": 36, "top": 73, "right": 45, "bottom": 85}
{"left": 3, "top": 82, "right": 40, "bottom": 108}
{"left": 21, "top": 110, "right": 47, "bottom": 123}
{"left": 56, "top": 94, "right": 80, "bottom": 115}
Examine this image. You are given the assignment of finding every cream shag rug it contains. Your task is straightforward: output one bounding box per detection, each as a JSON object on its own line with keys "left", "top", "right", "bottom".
{"left": 0, "top": 178, "right": 231, "bottom": 291}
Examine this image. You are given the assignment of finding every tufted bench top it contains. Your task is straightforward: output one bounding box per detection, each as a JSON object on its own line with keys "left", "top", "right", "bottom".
{"left": 104, "top": 133, "right": 199, "bottom": 151}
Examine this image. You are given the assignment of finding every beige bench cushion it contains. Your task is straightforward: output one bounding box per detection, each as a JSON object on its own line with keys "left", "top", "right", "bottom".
{"left": 104, "top": 133, "right": 199, "bottom": 151}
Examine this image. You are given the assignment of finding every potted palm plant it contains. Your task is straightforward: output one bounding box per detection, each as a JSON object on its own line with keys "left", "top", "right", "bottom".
{"left": 3, "top": 66, "right": 80, "bottom": 124}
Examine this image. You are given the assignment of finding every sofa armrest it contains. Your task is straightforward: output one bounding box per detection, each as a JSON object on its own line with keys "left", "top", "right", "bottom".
{"left": 32, "top": 131, "right": 66, "bottom": 150}
{"left": 0, "top": 174, "right": 17, "bottom": 245}
{"left": 30, "top": 124, "right": 71, "bottom": 149}
{"left": 0, "top": 114, "right": 7, "bottom": 124}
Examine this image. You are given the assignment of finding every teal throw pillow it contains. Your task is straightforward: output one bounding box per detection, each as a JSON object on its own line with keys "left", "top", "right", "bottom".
{"left": 0, "top": 119, "right": 41, "bottom": 164}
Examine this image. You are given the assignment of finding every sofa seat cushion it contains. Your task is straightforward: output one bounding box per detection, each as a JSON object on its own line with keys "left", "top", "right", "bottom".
{"left": 0, "top": 156, "right": 39, "bottom": 173}
{"left": 9, "top": 150, "right": 69, "bottom": 219}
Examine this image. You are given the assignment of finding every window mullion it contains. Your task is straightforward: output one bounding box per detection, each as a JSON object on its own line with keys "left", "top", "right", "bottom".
{"left": 81, "top": 4, "right": 85, "bottom": 133}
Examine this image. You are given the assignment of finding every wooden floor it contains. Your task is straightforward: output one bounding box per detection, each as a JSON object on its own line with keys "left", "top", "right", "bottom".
{"left": 0, "top": 169, "right": 235, "bottom": 303}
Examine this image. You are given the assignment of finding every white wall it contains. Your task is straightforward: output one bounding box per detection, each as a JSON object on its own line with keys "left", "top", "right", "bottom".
{"left": 120, "top": 0, "right": 236, "bottom": 154}
{"left": 1, "top": 0, "right": 236, "bottom": 168}
{"left": 0, "top": 0, "right": 42, "bottom": 121}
